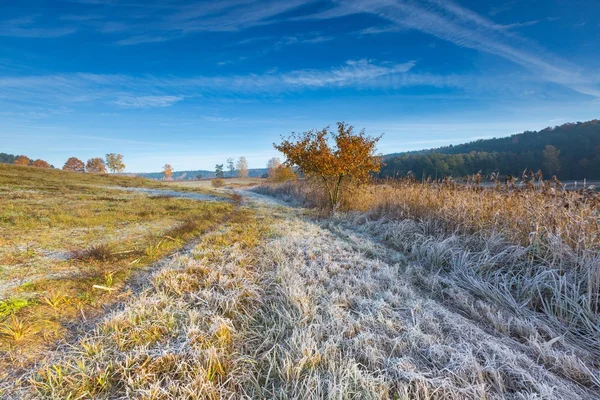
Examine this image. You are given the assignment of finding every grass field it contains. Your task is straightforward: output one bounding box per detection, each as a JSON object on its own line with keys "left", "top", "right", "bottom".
{"left": 0, "top": 164, "right": 235, "bottom": 379}
{"left": 166, "top": 177, "right": 265, "bottom": 189}
{"left": 2, "top": 165, "right": 600, "bottom": 399}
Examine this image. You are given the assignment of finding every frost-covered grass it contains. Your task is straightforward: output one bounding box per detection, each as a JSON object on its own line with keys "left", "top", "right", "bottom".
{"left": 254, "top": 181, "right": 600, "bottom": 348}
{"left": 10, "top": 192, "right": 598, "bottom": 399}
{"left": 0, "top": 164, "right": 234, "bottom": 379}
{"left": 4, "top": 172, "right": 600, "bottom": 398}
{"left": 250, "top": 181, "right": 600, "bottom": 397}
{"left": 8, "top": 208, "right": 267, "bottom": 398}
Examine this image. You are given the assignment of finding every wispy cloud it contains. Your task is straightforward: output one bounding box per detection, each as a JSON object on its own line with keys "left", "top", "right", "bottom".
{"left": 113, "top": 95, "right": 184, "bottom": 108}
{"left": 305, "top": 0, "right": 599, "bottom": 97}
{"left": 0, "top": 59, "right": 448, "bottom": 110}
{"left": 0, "top": 16, "right": 77, "bottom": 38}
{"left": 109, "top": 0, "right": 311, "bottom": 45}
{"left": 280, "top": 59, "right": 416, "bottom": 87}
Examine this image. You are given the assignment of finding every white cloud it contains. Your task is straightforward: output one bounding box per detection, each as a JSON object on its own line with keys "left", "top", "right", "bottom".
{"left": 113, "top": 95, "right": 184, "bottom": 108}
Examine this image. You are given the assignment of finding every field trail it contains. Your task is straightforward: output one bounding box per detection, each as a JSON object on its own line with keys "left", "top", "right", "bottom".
{"left": 10, "top": 189, "right": 599, "bottom": 399}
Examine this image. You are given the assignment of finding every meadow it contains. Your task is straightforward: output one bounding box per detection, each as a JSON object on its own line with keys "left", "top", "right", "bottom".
{"left": 2, "top": 164, "right": 600, "bottom": 399}
{"left": 0, "top": 164, "right": 235, "bottom": 382}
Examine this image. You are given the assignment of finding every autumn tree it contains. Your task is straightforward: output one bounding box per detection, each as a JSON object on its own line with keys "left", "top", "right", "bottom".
{"left": 14, "top": 155, "right": 30, "bottom": 166}
{"left": 236, "top": 157, "right": 249, "bottom": 178}
{"left": 275, "top": 122, "right": 382, "bottom": 212}
{"left": 215, "top": 164, "right": 224, "bottom": 178}
{"left": 31, "top": 159, "right": 51, "bottom": 168}
{"left": 163, "top": 164, "right": 174, "bottom": 180}
{"left": 86, "top": 157, "right": 107, "bottom": 174}
{"left": 106, "top": 153, "right": 125, "bottom": 173}
{"left": 227, "top": 158, "right": 235, "bottom": 177}
{"left": 63, "top": 157, "right": 85, "bottom": 172}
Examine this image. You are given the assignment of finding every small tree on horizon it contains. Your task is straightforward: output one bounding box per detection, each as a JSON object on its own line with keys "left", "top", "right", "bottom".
{"left": 14, "top": 155, "right": 30, "bottom": 166}
{"left": 106, "top": 153, "right": 126, "bottom": 173}
{"left": 63, "top": 157, "right": 86, "bottom": 172}
{"left": 274, "top": 122, "right": 382, "bottom": 212}
{"left": 31, "top": 159, "right": 51, "bottom": 168}
{"left": 267, "top": 157, "right": 281, "bottom": 178}
{"left": 86, "top": 157, "right": 107, "bottom": 174}
{"left": 215, "top": 164, "right": 224, "bottom": 178}
{"left": 163, "top": 164, "right": 174, "bottom": 180}
{"left": 236, "top": 157, "right": 249, "bottom": 178}
{"left": 227, "top": 158, "right": 235, "bottom": 177}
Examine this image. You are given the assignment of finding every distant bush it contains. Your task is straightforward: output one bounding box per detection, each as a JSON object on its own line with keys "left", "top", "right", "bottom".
{"left": 63, "top": 157, "right": 86, "bottom": 172}
{"left": 31, "top": 159, "right": 51, "bottom": 168}
{"left": 211, "top": 178, "right": 225, "bottom": 188}
{"left": 268, "top": 166, "right": 297, "bottom": 183}
{"left": 14, "top": 155, "right": 30, "bottom": 166}
{"left": 86, "top": 157, "right": 107, "bottom": 174}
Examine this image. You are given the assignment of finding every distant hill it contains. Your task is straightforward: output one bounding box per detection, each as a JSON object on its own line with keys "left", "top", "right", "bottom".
{"left": 131, "top": 168, "right": 269, "bottom": 180}
{"left": 381, "top": 119, "right": 600, "bottom": 180}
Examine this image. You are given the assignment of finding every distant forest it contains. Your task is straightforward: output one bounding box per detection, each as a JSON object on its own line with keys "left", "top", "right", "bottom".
{"left": 0, "top": 153, "right": 17, "bottom": 164}
{"left": 380, "top": 119, "right": 600, "bottom": 180}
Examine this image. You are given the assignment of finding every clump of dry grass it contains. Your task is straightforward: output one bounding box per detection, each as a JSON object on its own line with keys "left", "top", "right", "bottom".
{"left": 211, "top": 178, "right": 225, "bottom": 188}
{"left": 163, "top": 219, "right": 200, "bottom": 239}
{"left": 71, "top": 244, "right": 116, "bottom": 262}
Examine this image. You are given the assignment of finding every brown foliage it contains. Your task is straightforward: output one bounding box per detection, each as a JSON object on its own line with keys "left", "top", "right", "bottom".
{"left": 86, "top": 158, "right": 107, "bottom": 174}
{"left": 236, "top": 157, "right": 249, "bottom": 178}
{"left": 31, "top": 159, "right": 51, "bottom": 168}
{"left": 106, "top": 153, "right": 126, "bottom": 173}
{"left": 163, "top": 164, "right": 174, "bottom": 180}
{"left": 14, "top": 156, "right": 30, "bottom": 166}
{"left": 63, "top": 157, "right": 85, "bottom": 172}
{"left": 268, "top": 166, "right": 296, "bottom": 183}
{"left": 274, "top": 122, "right": 382, "bottom": 211}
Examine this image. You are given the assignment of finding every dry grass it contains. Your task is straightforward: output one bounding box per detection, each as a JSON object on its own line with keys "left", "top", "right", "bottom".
{"left": 167, "top": 177, "right": 266, "bottom": 190}
{"left": 4, "top": 161, "right": 599, "bottom": 398}
{"left": 5, "top": 189, "right": 599, "bottom": 399}
{"left": 0, "top": 164, "right": 234, "bottom": 378}
{"left": 244, "top": 213, "right": 599, "bottom": 398}
{"left": 13, "top": 208, "right": 270, "bottom": 399}
{"left": 254, "top": 179, "right": 600, "bottom": 383}
{"left": 255, "top": 179, "right": 600, "bottom": 250}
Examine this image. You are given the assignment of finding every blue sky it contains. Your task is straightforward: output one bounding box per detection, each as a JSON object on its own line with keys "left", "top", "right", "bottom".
{"left": 1, "top": 0, "right": 599, "bottom": 172}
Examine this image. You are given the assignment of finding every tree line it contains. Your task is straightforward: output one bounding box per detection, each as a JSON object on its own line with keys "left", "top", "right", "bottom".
{"left": 159, "top": 156, "right": 297, "bottom": 182}
{"left": 381, "top": 119, "right": 600, "bottom": 180}
{"left": 2, "top": 153, "right": 126, "bottom": 173}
